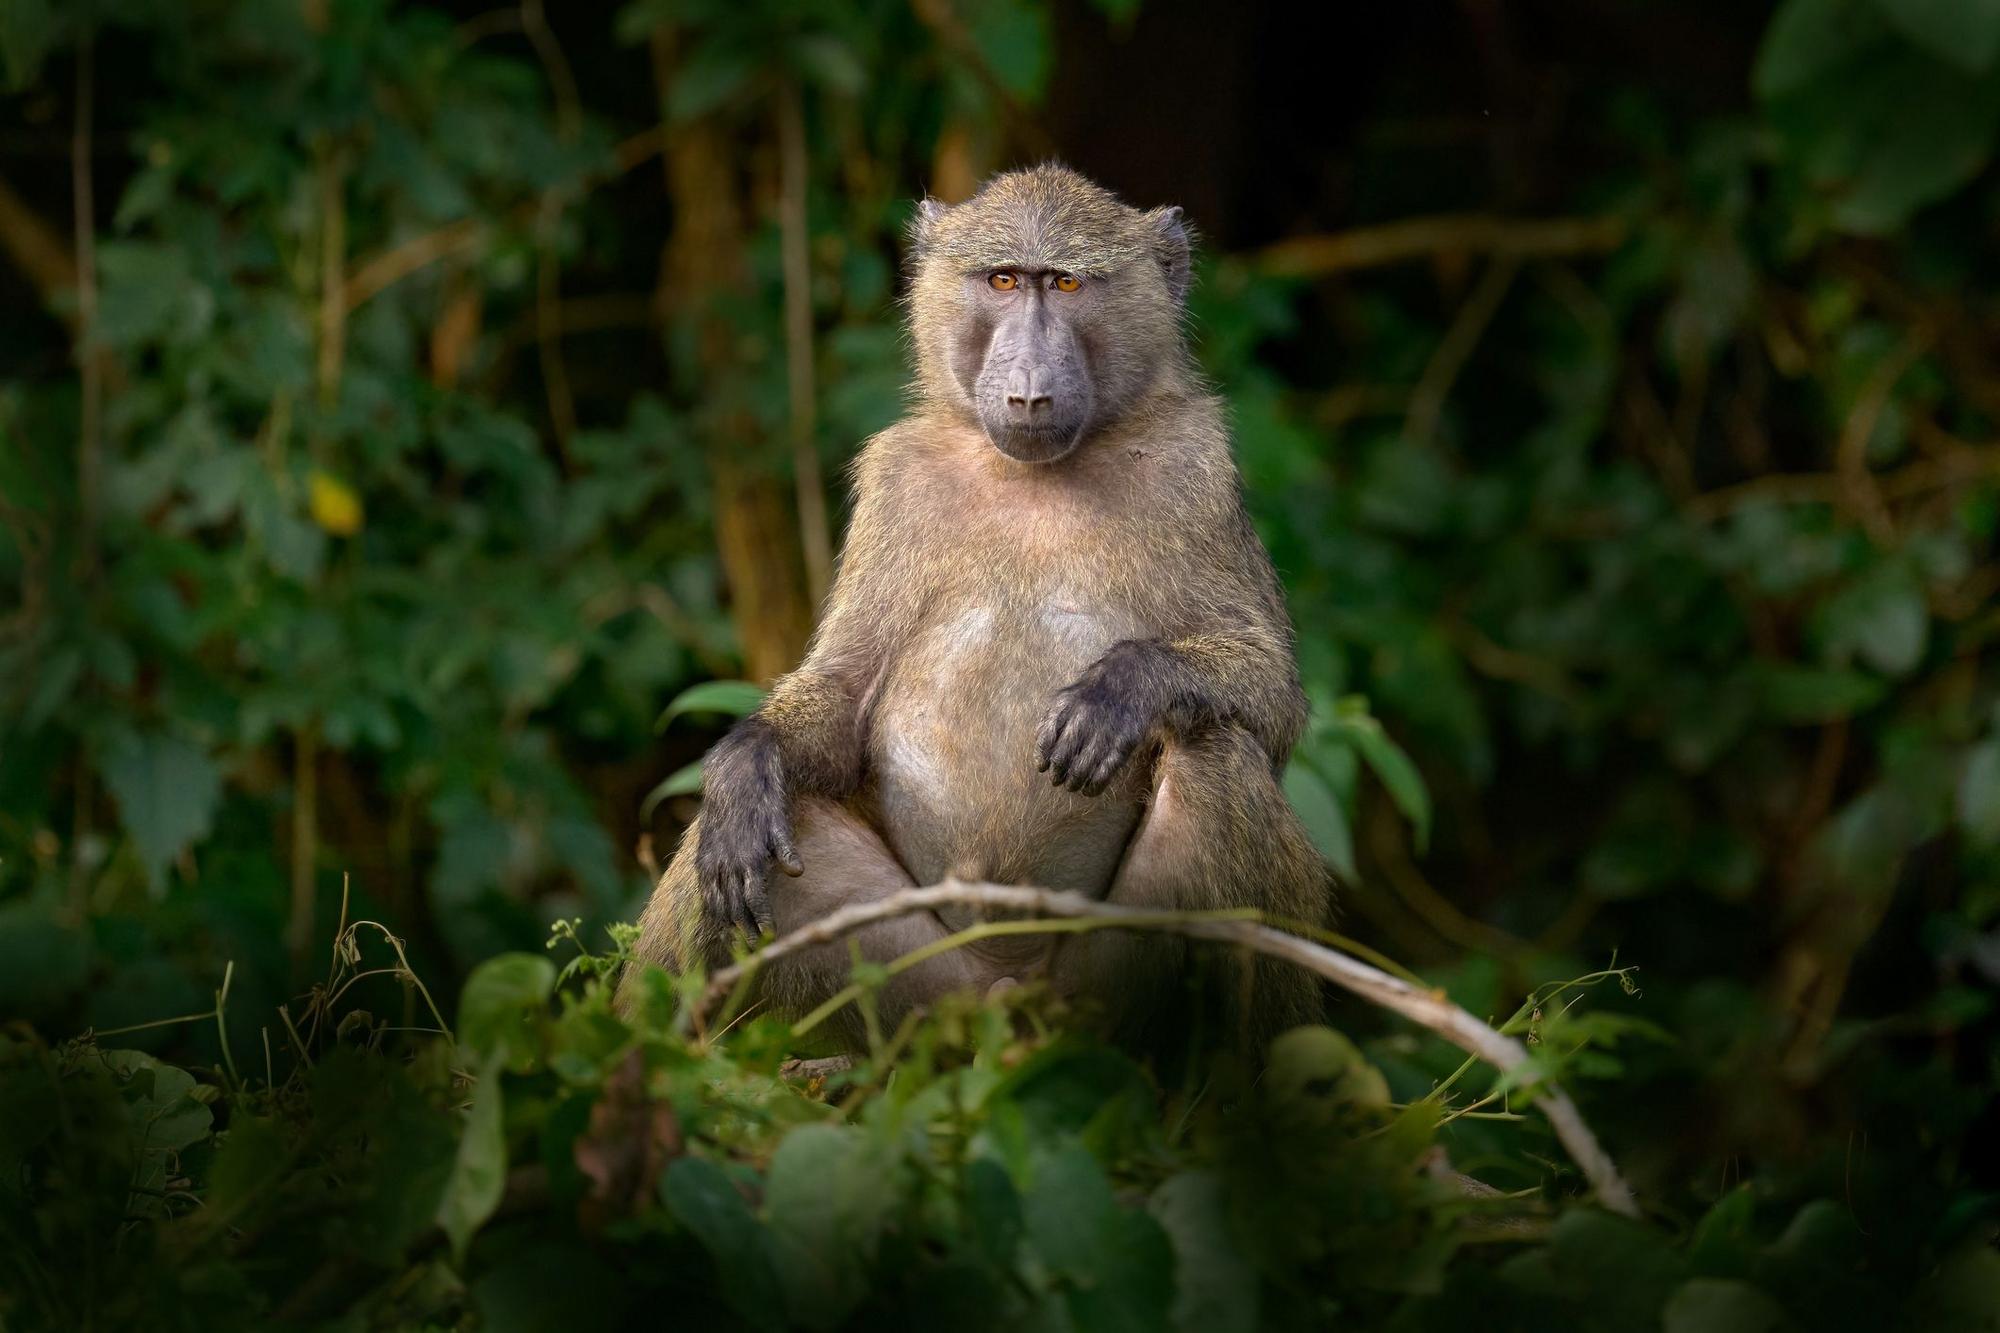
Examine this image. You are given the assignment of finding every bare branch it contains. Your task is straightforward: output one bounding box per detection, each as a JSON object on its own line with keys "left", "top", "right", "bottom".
{"left": 1403, "top": 254, "right": 1519, "bottom": 446}
{"left": 699, "top": 880, "right": 1639, "bottom": 1217}
{"left": 0, "top": 171, "right": 78, "bottom": 320}
{"left": 1259, "top": 214, "right": 1625, "bottom": 279}
{"left": 1834, "top": 332, "right": 1930, "bottom": 547}
{"left": 343, "top": 219, "right": 484, "bottom": 312}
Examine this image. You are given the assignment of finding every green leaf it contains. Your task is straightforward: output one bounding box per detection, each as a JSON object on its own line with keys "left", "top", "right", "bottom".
{"left": 0, "top": 904, "right": 91, "bottom": 1017}
{"left": 1663, "top": 1278, "right": 1798, "bottom": 1333}
{"left": 1760, "top": 23, "right": 2000, "bottom": 233}
{"left": 100, "top": 729, "right": 222, "bottom": 892}
{"left": 1755, "top": 0, "right": 1892, "bottom": 98}
{"left": 790, "top": 34, "right": 865, "bottom": 96}
{"left": 1688, "top": 1185, "right": 1759, "bottom": 1276}
{"left": 93, "top": 241, "right": 212, "bottom": 349}
{"left": 1265, "top": 1026, "right": 1390, "bottom": 1115}
{"left": 1024, "top": 1145, "right": 1175, "bottom": 1333}
{"left": 1755, "top": 664, "right": 1887, "bottom": 723}
{"left": 1871, "top": 0, "right": 2000, "bottom": 72}
{"left": 436, "top": 1059, "right": 507, "bottom": 1263}
{"left": 1328, "top": 698, "right": 1432, "bottom": 852}
{"left": 1282, "top": 758, "right": 1356, "bottom": 880}
{"left": 965, "top": 1156, "right": 1024, "bottom": 1267}
{"left": 987, "top": 1042, "right": 1152, "bottom": 1144}
{"left": 1958, "top": 740, "right": 2000, "bottom": 847}
{"left": 763, "top": 1124, "right": 898, "bottom": 1322}
{"left": 1814, "top": 563, "right": 1929, "bottom": 676}
{"left": 1150, "top": 1170, "right": 1257, "bottom": 1333}
{"left": 667, "top": 48, "right": 755, "bottom": 122}
{"left": 456, "top": 954, "right": 556, "bottom": 1070}
{"left": 1905, "top": 1243, "right": 2000, "bottom": 1333}
{"left": 661, "top": 1157, "right": 786, "bottom": 1330}
{"left": 1811, "top": 784, "right": 1916, "bottom": 898}
{"left": 968, "top": 0, "right": 1052, "bottom": 100}
{"left": 99, "top": 1050, "right": 213, "bottom": 1155}
{"left": 655, "top": 679, "right": 765, "bottom": 732}
{"left": 0, "top": 0, "right": 54, "bottom": 92}
{"left": 207, "top": 1116, "right": 290, "bottom": 1219}
{"left": 1499, "top": 1209, "right": 1687, "bottom": 1327}
{"left": 640, "top": 758, "right": 706, "bottom": 821}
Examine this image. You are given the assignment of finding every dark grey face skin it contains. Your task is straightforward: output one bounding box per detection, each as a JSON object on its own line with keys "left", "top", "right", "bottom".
{"left": 952, "top": 269, "right": 1101, "bottom": 464}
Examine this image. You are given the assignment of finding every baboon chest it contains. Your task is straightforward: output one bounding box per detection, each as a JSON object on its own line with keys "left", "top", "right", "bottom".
{"left": 865, "top": 558, "right": 1153, "bottom": 894}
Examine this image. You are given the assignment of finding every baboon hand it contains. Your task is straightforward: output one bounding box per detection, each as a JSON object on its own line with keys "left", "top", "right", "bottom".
{"left": 1035, "top": 640, "right": 1167, "bottom": 795}
{"left": 695, "top": 720, "right": 805, "bottom": 940}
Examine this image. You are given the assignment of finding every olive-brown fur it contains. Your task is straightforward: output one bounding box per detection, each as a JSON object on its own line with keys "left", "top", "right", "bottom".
{"left": 625, "top": 164, "right": 1328, "bottom": 1051}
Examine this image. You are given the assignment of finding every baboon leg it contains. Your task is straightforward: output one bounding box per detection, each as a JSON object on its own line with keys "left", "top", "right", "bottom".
{"left": 1049, "top": 724, "right": 1329, "bottom": 1051}
{"left": 626, "top": 798, "right": 1021, "bottom": 1043}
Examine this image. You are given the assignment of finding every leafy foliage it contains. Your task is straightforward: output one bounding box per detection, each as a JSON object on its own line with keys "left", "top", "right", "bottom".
{"left": 3, "top": 928, "right": 1994, "bottom": 1330}
{"left": 0, "top": 0, "right": 1997, "bottom": 1325}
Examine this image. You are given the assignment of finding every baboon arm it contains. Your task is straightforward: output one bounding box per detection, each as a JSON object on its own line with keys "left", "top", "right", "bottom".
{"left": 745, "top": 442, "right": 911, "bottom": 800}
{"left": 1163, "top": 499, "right": 1312, "bottom": 766}
{"left": 753, "top": 665, "right": 873, "bottom": 799}
{"left": 1155, "top": 629, "right": 1306, "bottom": 765}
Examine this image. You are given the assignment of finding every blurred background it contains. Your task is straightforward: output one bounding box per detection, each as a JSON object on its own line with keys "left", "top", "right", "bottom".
{"left": 1, "top": 0, "right": 1995, "bottom": 1212}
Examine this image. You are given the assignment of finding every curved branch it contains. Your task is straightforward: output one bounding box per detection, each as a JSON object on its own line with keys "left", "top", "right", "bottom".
{"left": 698, "top": 880, "right": 1639, "bottom": 1217}
{"left": 343, "top": 218, "right": 484, "bottom": 311}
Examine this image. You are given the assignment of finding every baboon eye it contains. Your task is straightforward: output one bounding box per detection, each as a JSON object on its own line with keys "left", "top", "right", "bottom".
{"left": 1053, "top": 274, "right": 1081, "bottom": 292}
{"left": 988, "top": 271, "right": 1018, "bottom": 291}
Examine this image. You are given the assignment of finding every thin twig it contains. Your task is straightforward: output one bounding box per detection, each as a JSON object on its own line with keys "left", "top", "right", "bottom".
{"left": 213, "top": 961, "right": 240, "bottom": 1088}
{"left": 1364, "top": 799, "right": 1527, "bottom": 957}
{"left": 1404, "top": 254, "right": 1519, "bottom": 445}
{"left": 341, "top": 123, "right": 670, "bottom": 316}
{"left": 698, "top": 880, "right": 1639, "bottom": 1216}
{"left": 1834, "top": 332, "right": 1930, "bottom": 547}
{"left": 0, "top": 170, "right": 78, "bottom": 315}
{"left": 314, "top": 146, "right": 347, "bottom": 416}
{"left": 341, "top": 918, "right": 456, "bottom": 1041}
{"left": 342, "top": 219, "right": 484, "bottom": 311}
{"left": 1683, "top": 444, "right": 2000, "bottom": 525}
{"left": 531, "top": 193, "right": 577, "bottom": 460}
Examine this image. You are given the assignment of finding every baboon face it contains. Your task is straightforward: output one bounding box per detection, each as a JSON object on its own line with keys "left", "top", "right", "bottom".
{"left": 958, "top": 266, "right": 1098, "bottom": 462}
{"left": 910, "top": 165, "right": 1192, "bottom": 464}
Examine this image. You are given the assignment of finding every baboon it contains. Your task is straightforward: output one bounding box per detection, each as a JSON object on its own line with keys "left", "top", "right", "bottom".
{"left": 628, "top": 164, "right": 1329, "bottom": 1050}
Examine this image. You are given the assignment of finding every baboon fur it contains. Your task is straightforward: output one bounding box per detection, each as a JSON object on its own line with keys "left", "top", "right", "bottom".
{"left": 626, "top": 164, "right": 1329, "bottom": 1053}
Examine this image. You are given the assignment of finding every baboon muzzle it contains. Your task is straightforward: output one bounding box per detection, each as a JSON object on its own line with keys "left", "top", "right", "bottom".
{"left": 978, "top": 321, "right": 1091, "bottom": 462}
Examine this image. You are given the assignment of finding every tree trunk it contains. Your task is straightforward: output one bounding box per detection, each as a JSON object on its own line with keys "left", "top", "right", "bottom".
{"left": 653, "top": 32, "right": 812, "bottom": 684}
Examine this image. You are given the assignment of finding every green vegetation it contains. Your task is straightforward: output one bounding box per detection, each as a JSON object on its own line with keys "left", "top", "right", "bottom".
{"left": 1, "top": 0, "right": 1996, "bottom": 1327}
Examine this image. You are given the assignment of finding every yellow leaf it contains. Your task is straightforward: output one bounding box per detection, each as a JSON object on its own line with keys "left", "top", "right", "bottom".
{"left": 308, "top": 469, "right": 362, "bottom": 536}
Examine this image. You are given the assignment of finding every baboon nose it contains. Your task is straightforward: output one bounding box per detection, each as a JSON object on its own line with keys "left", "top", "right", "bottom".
{"left": 1005, "top": 366, "right": 1056, "bottom": 420}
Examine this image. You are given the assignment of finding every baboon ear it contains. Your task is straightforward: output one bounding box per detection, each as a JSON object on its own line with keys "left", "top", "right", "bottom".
{"left": 912, "top": 197, "right": 950, "bottom": 253}
{"left": 1147, "top": 205, "right": 1191, "bottom": 304}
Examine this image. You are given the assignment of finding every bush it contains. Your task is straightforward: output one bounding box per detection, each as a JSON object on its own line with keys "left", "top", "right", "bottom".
{"left": 3, "top": 920, "right": 1991, "bottom": 1331}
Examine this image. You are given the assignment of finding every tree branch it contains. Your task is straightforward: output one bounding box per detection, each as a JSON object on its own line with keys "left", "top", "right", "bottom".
{"left": 0, "top": 171, "right": 78, "bottom": 321}
{"left": 342, "top": 218, "right": 484, "bottom": 312}
{"left": 699, "top": 880, "right": 1639, "bottom": 1217}
{"left": 1403, "top": 254, "right": 1519, "bottom": 445}
{"left": 1259, "top": 214, "right": 1625, "bottom": 279}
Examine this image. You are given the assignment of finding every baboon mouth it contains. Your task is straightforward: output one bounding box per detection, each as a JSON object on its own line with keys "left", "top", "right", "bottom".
{"left": 982, "top": 420, "right": 1086, "bottom": 464}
